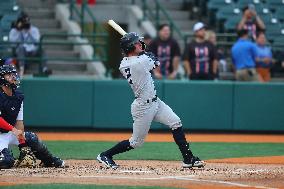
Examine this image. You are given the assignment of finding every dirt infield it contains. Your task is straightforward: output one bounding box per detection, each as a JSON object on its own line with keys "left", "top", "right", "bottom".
{"left": 1, "top": 160, "right": 284, "bottom": 189}
{"left": 1, "top": 133, "right": 284, "bottom": 189}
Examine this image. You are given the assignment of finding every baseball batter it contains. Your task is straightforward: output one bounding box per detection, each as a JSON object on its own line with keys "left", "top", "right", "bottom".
{"left": 97, "top": 32, "right": 205, "bottom": 169}
{"left": 0, "top": 63, "right": 65, "bottom": 169}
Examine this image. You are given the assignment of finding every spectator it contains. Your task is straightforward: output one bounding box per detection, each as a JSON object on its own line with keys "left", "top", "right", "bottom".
{"left": 255, "top": 32, "right": 273, "bottom": 82}
{"left": 205, "top": 30, "right": 228, "bottom": 73}
{"left": 9, "top": 13, "right": 50, "bottom": 77}
{"left": 231, "top": 29, "right": 258, "bottom": 81}
{"left": 237, "top": 4, "right": 265, "bottom": 41}
{"left": 148, "top": 24, "right": 181, "bottom": 79}
{"left": 183, "top": 22, "right": 218, "bottom": 80}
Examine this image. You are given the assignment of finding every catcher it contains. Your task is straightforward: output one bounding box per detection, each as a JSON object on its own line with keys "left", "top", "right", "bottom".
{"left": 0, "top": 62, "right": 65, "bottom": 169}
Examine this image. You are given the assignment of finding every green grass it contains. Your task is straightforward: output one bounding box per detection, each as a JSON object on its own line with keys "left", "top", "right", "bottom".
{"left": 0, "top": 184, "right": 176, "bottom": 189}
{"left": 12, "top": 141, "right": 284, "bottom": 160}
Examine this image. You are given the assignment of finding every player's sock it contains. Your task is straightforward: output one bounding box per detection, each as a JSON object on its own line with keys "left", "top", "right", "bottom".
{"left": 171, "top": 127, "right": 193, "bottom": 163}
{"left": 102, "top": 140, "right": 133, "bottom": 158}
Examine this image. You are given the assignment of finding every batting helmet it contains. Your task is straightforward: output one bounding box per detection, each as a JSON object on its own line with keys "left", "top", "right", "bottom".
{"left": 120, "top": 32, "right": 145, "bottom": 54}
{"left": 0, "top": 64, "right": 20, "bottom": 90}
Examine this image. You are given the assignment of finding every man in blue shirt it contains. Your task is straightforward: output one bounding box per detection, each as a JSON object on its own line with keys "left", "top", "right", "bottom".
{"left": 231, "top": 29, "right": 259, "bottom": 81}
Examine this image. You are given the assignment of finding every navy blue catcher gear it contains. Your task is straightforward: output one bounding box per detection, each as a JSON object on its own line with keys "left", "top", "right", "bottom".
{"left": 120, "top": 32, "right": 145, "bottom": 54}
{"left": 0, "top": 148, "right": 15, "bottom": 169}
{"left": 25, "top": 132, "right": 65, "bottom": 167}
{"left": 0, "top": 64, "right": 20, "bottom": 90}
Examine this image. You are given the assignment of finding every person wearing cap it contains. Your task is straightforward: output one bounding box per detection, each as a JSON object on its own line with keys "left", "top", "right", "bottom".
{"left": 237, "top": 4, "right": 265, "bottom": 41}
{"left": 183, "top": 22, "right": 218, "bottom": 80}
{"left": 231, "top": 29, "right": 259, "bottom": 81}
{"left": 148, "top": 24, "right": 181, "bottom": 79}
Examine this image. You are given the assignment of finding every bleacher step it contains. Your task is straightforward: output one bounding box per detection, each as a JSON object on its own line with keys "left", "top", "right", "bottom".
{"left": 45, "top": 50, "right": 80, "bottom": 58}
{"left": 31, "top": 19, "right": 60, "bottom": 29}
{"left": 24, "top": 9, "right": 55, "bottom": 19}
{"left": 18, "top": 0, "right": 54, "bottom": 9}
{"left": 47, "top": 61, "right": 87, "bottom": 72}
{"left": 43, "top": 44, "right": 73, "bottom": 51}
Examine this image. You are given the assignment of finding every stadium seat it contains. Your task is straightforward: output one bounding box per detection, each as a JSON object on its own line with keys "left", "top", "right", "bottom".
{"left": 0, "top": 14, "right": 18, "bottom": 35}
{"left": 275, "top": 8, "right": 284, "bottom": 22}
{"left": 254, "top": 4, "right": 270, "bottom": 15}
{"left": 272, "top": 35, "right": 284, "bottom": 50}
{"left": 265, "top": 24, "right": 282, "bottom": 43}
{"left": 0, "top": 0, "right": 19, "bottom": 19}
{"left": 267, "top": 0, "right": 284, "bottom": 11}
{"left": 261, "top": 14, "right": 279, "bottom": 25}
{"left": 237, "top": 0, "right": 261, "bottom": 8}
{"left": 224, "top": 15, "right": 242, "bottom": 32}
{"left": 216, "top": 6, "right": 241, "bottom": 21}
{"left": 207, "top": 0, "right": 233, "bottom": 11}
{"left": 207, "top": 0, "right": 235, "bottom": 28}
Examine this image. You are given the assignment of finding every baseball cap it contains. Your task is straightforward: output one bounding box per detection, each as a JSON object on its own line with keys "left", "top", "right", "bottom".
{"left": 193, "top": 22, "right": 206, "bottom": 32}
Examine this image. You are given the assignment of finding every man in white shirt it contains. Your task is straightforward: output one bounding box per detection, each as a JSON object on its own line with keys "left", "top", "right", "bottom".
{"left": 9, "top": 13, "right": 50, "bottom": 76}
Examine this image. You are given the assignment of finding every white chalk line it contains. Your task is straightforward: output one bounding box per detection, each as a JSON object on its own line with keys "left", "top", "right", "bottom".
{"left": 15, "top": 174, "right": 278, "bottom": 189}
{"left": 119, "top": 170, "right": 153, "bottom": 173}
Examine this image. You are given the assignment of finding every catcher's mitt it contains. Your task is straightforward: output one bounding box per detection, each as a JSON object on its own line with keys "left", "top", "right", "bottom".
{"left": 14, "top": 147, "right": 37, "bottom": 168}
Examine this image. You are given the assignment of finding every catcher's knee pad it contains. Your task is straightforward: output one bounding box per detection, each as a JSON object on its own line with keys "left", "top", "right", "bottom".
{"left": 25, "top": 132, "right": 38, "bottom": 145}
{"left": 129, "top": 138, "right": 144, "bottom": 149}
{"left": 25, "top": 132, "right": 40, "bottom": 148}
{"left": 0, "top": 148, "right": 15, "bottom": 169}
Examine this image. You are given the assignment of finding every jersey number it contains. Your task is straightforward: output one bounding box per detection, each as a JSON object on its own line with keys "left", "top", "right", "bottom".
{"left": 124, "top": 68, "right": 133, "bottom": 84}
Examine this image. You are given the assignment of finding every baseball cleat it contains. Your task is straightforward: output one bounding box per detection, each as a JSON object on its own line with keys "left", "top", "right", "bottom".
{"left": 40, "top": 157, "right": 66, "bottom": 168}
{"left": 183, "top": 156, "right": 205, "bottom": 168}
{"left": 97, "top": 153, "right": 119, "bottom": 169}
{"left": 52, "top": 157, "right": 66, "bottom": 168}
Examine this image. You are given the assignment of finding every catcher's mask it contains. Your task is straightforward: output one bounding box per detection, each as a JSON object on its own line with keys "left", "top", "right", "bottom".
{"left": 120, "top": 32, "right": 146, "bottom": 54}
{"left": 0, "top": 64, "right": 20, "bottom": 90}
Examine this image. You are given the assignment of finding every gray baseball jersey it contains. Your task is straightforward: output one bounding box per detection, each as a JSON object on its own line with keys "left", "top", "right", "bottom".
{"left": 119, "top": 53, "right": 182, "bottom": 148}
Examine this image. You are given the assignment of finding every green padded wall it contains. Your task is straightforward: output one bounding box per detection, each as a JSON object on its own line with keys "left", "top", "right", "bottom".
{"left": 20, "top": 78, "right": 284, "bottom": 131}
{"left": 92, "top": 80, "right": 164, "bottom": 129}
{"left": 233, "top": 82, "right": 284, "bottom": 131}
{"left": 22, "top": 78, "right": 94, "bottom": 127}
{"left": 164, "top": 81, "right": 234, "bottom": 130}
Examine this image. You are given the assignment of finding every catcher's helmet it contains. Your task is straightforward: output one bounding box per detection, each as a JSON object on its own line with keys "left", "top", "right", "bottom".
{"left": 0, "top": 64, "right": 20, "bottom": 90}
{"left": 120, "top": 32, "right": 145, "bottom": 54}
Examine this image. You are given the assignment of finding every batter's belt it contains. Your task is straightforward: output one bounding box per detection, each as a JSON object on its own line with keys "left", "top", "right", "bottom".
{"left": 135, "top": 95, "right": 158, "bottom": 103}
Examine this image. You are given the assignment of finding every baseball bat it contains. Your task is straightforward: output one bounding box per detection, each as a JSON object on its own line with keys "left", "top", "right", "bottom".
{"left": 108, "top": 20, "right": 127, "bottom": 36}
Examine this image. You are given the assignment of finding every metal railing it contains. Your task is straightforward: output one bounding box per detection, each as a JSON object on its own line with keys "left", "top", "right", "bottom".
{"left": 140, "top": 0, "right": 183, "bottom": 40}
{"left": 69, "top": 0, "right": 106, "bottom": 33}
{"left": 68, "top": 0, "right": 109, "bottom": 64}
{"left": 0, "top": 33, "right": 108, "bottom": 76}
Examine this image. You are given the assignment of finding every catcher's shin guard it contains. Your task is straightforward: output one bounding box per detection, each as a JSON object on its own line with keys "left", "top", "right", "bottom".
{"left": 25, "top": 132, "right": 64, "bottom": 167}
{"left": 171, "top": 127, "right": 193, "bottom": 163}
{"left": 0, "top": 148, "right": 15, "bottom": 169}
